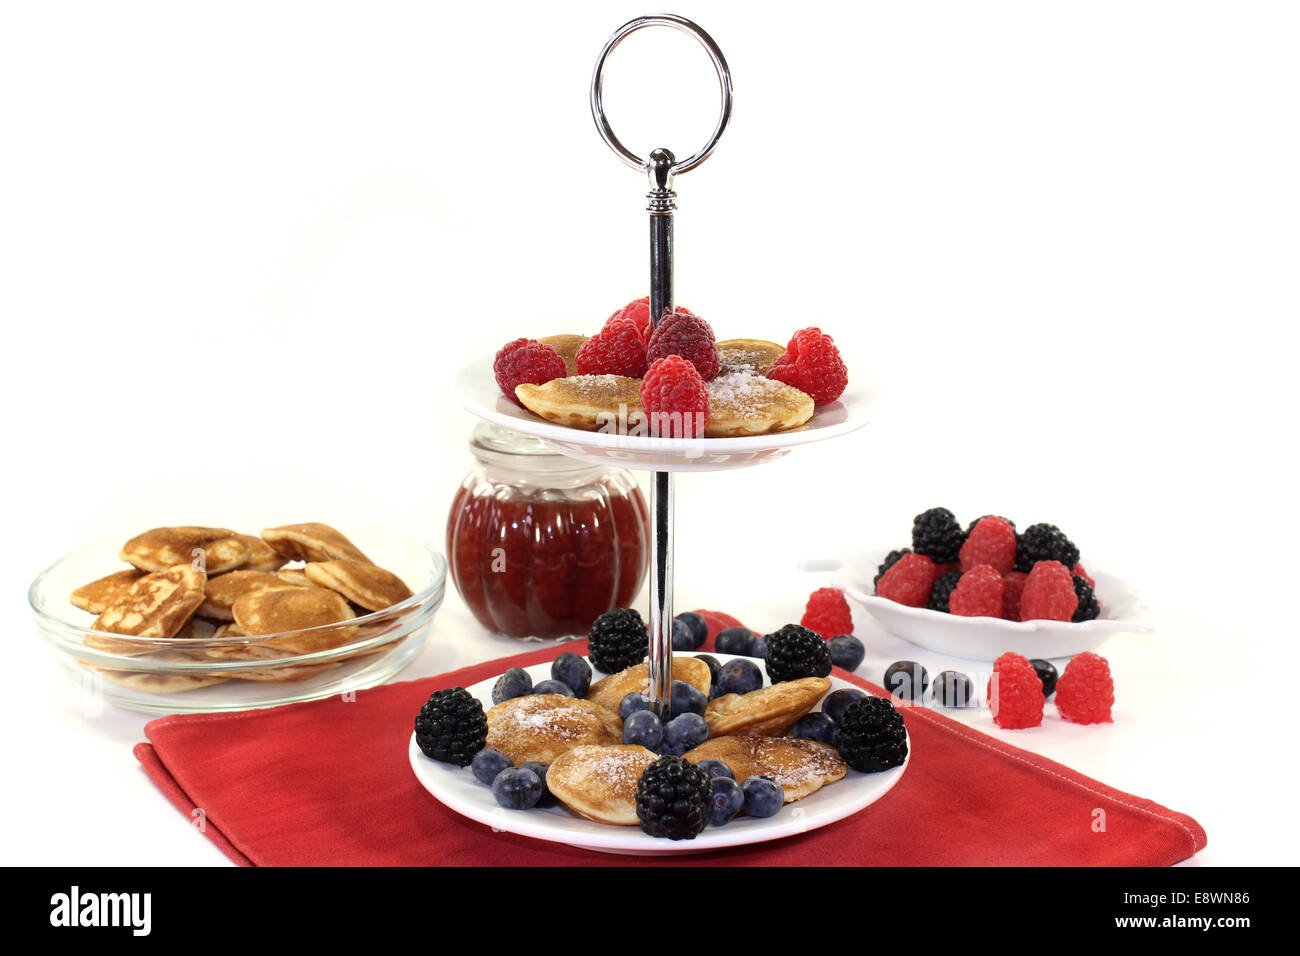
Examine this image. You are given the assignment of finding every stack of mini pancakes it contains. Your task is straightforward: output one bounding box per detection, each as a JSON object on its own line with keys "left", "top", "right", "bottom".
{"left": 516, "top": 337, "right": 817, "bottom": 438}
{"left": 485, "top": 659, "right": 849, "bottom": 827}
{"left": 69, "top": 523, "right": 412, "bottom": 693}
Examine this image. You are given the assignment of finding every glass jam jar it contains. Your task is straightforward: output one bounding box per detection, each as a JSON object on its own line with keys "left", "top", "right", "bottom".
{"left": 447, "top": 423, "right": 650, "bottom": 640}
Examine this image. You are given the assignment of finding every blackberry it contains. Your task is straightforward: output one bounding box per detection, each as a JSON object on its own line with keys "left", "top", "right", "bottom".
{"left": 764, "top": 624, "right": 833, "bottom": 684}
{"left": 587, "top": 608, "right": 648, "bottom": 673}
{"left": 1071, "top": 576, "right": 1100, "bottom": 622}
{"left": 873, "top": 548, "right": 911, "bottom": 588}
{"left": 911, "top": 508, "right": 965, "bottom": 563}
{"left": 635, "top": 755, "right": 711, "bottom": 840}
{"left": 414, "top": 687, "right": 487, "bottom": 766}
{"left": 926, "top": 570, "right": 963, "bottom": 613}
{"left": 834, "top": 696, "right": 908, "bottom": 773}
{"left": 1015, "top": 523, "right": 1080, "bottom": 572}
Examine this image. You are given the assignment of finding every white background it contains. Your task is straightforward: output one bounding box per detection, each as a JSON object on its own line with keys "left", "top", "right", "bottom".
{"left": 2, "top": 0, "right": 1297, "bottom": 865}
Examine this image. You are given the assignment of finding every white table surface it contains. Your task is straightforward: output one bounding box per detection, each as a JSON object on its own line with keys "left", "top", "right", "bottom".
{"left": 2, "top": 0, "right": 1297, "bottom": 866}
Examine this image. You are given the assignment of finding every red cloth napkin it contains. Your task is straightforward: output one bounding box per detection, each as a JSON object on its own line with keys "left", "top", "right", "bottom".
{"left": 135, "top": 610, "right": 1206, "bottom": 866}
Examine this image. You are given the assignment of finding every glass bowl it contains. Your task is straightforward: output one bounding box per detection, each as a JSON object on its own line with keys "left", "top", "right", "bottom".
{"left": 28, "top": 522, "right": 446, "bottom": 714}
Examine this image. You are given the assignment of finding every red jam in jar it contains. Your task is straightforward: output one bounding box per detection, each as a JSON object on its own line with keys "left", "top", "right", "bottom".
{"left": 447, "top": 423, "right": 649, "bottom": 640}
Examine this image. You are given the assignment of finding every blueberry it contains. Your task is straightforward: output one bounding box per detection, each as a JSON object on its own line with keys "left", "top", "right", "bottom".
{"left": 694, "top": 654, "right": 722, "bottom": 687}
{"left": 519, "top": 760, "right": 557, "bottom": 807}
{"left": 827, "top": 634, "right": 865, "bottom": 672}
{"left": 662, "top": 712, "right": 709, "bottom": 756}
{"left": 707, "top": 777, "right": 744, "bottom": 827}
{"left": 1029, "top": 659, "right": 1058, "bottom": 697}
{"left": 717, "top": 658, "right": 763, "bottom": 695}
{"left": 492, "top": 667, "right": 533, "bottom": 705}
{"left": 670, "top": 679, "right": 708, "bottom": 718}
{"left": 532, "top": 678, "right": 575, "bottom": 697}
{"left": 933, "top": 670, "right": 974, "bottom": 708}
{"left": 619, "top": 691, "right": 652, "bottom": 720}
{"left": 822, "top": 688, "right": 867, "bottom": 724}
{"left": 622, "top": 710, "right": 664, "bottom": 751}
{"left": 696, "top": 758, "right": 734, "bottom": 780}
{"left": 471, "top": 748, "right": 512, "bottom": 785}
{"left": 883, "top": 660, "right": 929, "bottom": 701}
{"left": 791, "top": 712, "right": 837, "bottom": 745}
{"left": 715, "top": 626, "right": 756, "bottom": 656}
{"left": 741, "top": 776, "right": 784, "bottom": 818}
{"left": 708, "top": 683, "right": 727, "bottom": 700}
{"left": 750, "top": 635, "right": 768, "bottom": 659}
{"left": 491, "top": 767, "right": 542, "bottom": 810}
{"left": 673, "top": 612, "right": 708, "bottom": 650}
{"left": 550, "top": 652, "right": 592, "bottom": 697}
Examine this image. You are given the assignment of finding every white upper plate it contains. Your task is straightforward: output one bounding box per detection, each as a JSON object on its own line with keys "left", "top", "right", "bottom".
{"left": 408, "top": 654, "right": 908, "bottom": 856}
{"left": 454, "top": 355, "right": 876, "bottom": 472}
{"left": 835, "top": 554, "right": 1153, "bottom": 661}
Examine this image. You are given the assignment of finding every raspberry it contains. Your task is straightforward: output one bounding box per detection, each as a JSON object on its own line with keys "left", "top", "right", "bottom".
{"left": 765, "top": 327, "right": 848, "bottom": 405}
{"left": 800, "top": 587, "right": 853, "bottom": 639}
{"left": 1072, "top": 563, "right": 1095, "bottom": 589}
{"left": 1055, "top": 651, "right": 1114, "bottom": 724}
{"left": 934, "top": 561, "right": 961, "bottom": 579}
{"left": 874, "top": 549, "right": 910, "bottom": 586}
{"left": 875, "top": 552, "right": 937, "bottom": 607}
{"left": 1001, "top": 570, "right": 1028, "bottom": 621}
{"left": 645, "top": 310, "right": 720, "bottom": 381}
{"left": 1019, "top": 561, "right": 1079, "bottom": 622}
{"left": 574, "top": 317, "right": 648, "bottom": 377}
{"left": 493, "top": 338, "right": 567, "bottom": 405}
{"left": 959, "top": 516, "right": 1017, "bottom": 574}
{"left": 948, "top": 565, "right": 1005, "bottom": 618}
{"left": 607, "top": 296, "right": 653, "bottom": 343}
{"left": 640, "top": 356, "right": 710, "bottom": 438}
{"left": 987, "top": 652, "right": 1044, "bottom": 729}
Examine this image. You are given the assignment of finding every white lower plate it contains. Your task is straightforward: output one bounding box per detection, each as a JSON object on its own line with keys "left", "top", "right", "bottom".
{"left": 408, "top": 654, "right": 908, "bottom": 856}
{"left": 454, "top": 355, "right": 876, "bottom": 473}
{"left": 836, "top": 554, "right": 1153, "bottom": 661}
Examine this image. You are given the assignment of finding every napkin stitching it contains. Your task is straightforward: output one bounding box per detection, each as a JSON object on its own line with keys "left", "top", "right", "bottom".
{"left": 904, "top": 706, "right": 1205, "bottom": 854}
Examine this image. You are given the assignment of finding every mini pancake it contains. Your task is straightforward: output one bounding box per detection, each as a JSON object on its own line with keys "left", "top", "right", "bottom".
{"left": 231, "top": 587, "right": 356, "bottom": 654}
{"left": 180, "top": 641, "right": 342, "bottom": 682}
{"left": 232, "top": 533, "right": 288, "bottom": 572}
{"left": 684, "top": 734, "right": 847, "bottom": 802}
{"left": 538, "top": 334, "right": 588, "bottom": 377}
{"left": 70, "top": 569, "right": 145, "bottom": 614}
{"left": 585, "top": 657, "right": 712, "bottom": 714}
{"left": 261, "top": 523, "right": 371, "bottom": 564}
{"left": 97, "top": 670, "right": 231, "bottom": 694}
{"left": 274, "top": 568, "right": 315, "bottom": 588}
{"left": 120, "top": 527, "right": 250, "bottom": 574}
{"left": 515, "top": 374, "right": 644, "bottom": 432}
{"left": 704, "top": 676, "right": 831, "bottom": 737}
{"left": 486, "top": 694, "right": 623, "bottom": 765}
{"left": 547, "top": 744, "right": 658, "bottom": 825}
{"left": 705, "top": 372, "right": 814, "bottom": 438}
{"left": 174, "top": 615, "right": 219, "bottom": 640}
{"left": 198, "top": 570, "right": 302, "bottom": 620}
{"left": 89, "top": 565, "right": 207, "bottom": 652}
{"left": 717, "top": 338, "right": 787, "bottom": 375}
{"left": 304, "top": 559, "right": 412, "bottom": 611}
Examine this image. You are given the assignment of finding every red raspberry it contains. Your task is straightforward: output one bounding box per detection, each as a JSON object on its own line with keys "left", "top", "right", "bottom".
{"left": 959, "top": 516, "right": 1017, "bottom": 574}
{"left": 934, "top": 561, "right": 961, "bottom": 579}
{"left": 987, "top": 652, "right": 1044, "bottom": 729}
{"left": 1072, "top": 563, "right": 1095, "bottom": 589}
{"left": 1019, "top": 561, "right": 1079, "bottom": 622}
{"left": 645, "top": 310, "right": 720, "bottom": 381}
{"left": 607, "top": 296, "right": 653, "bottom": 343}
{"left": 639, "top": 356, "right": 710, "bottom": 438}
{"left": 574, "top": 317, "right": 648, "bottom": 377}
{"left": 1001, "top": 570, "right": 1028, "bottom": 621}
{"left": 875, "top": 552, "right": 937, "bottom": 607}
{"left": 800, "top": 587, "right": 854, "bottom": 639}
{"left": 948, "top": 565, "right": 1004, "bottom": 617}
{"left": 493, "top": 338, "right": 567, "bottom": 405}
{"left": 1055, "top": 652, "right": 1114, "bottom": 724}
{"left": 765, "top": 327, "right": 848, "bottom": 405}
